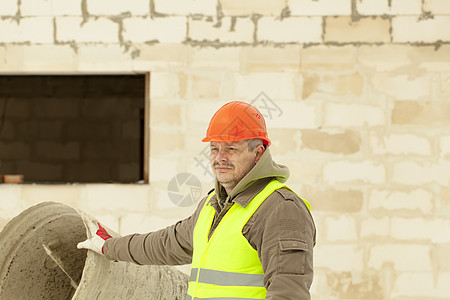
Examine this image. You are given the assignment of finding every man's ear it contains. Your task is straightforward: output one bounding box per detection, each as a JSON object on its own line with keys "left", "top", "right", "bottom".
{"left": 254, "top": 144, "right": 265, "bottom": 163}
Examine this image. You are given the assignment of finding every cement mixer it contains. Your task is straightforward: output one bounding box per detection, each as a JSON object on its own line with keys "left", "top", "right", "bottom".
{"left": 0, "top": 202, "right": 188, "bottom": 299}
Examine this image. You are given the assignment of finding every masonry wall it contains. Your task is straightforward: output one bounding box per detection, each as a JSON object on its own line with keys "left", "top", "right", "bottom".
{"left": 1, "top": 0, "right": 450, "bottom": 299}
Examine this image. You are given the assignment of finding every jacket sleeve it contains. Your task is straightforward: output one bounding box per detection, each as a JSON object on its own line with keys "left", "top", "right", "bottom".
{"left": 257, "top": 189, "right": 316, "bottom": 300}
{"left": 103, "top": 197, "right": 207, "bottom": 266}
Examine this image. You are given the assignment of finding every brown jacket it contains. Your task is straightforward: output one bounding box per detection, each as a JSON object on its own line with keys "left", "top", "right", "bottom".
{"left": 104, "top": 149, "right": 316, "bottom": 299}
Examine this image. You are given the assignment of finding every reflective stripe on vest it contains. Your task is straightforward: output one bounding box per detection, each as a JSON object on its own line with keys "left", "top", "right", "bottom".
{"left": 186, "top": 295, "right": 264, "bottom": 300}
{"left": 187, "top": 180, "right": 309, "bottom": 299}
{"left": 189, "top": 268, "right": 264, "bottom": 287}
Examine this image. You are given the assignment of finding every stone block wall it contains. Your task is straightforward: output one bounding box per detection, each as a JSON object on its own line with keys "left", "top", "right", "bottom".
{"left": 1, "top": 0, "right": 449, "bottom": 298}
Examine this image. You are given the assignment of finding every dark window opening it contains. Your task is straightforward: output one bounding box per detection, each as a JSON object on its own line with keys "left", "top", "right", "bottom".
{"left": 0, "top": 75, "right": 146, "bottom": 183}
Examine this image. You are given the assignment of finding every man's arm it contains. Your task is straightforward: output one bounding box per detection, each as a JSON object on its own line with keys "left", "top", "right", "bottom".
{"left": 254, "top": 189, "right": 316, "bottom": 299}
{"left": 102, "top": 197, "right": 207, "bottom": 266}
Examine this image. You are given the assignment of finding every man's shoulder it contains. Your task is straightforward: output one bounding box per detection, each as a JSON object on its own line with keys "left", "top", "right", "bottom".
{"left": 273, "top": 187, "right": 299, "bottom": 201}
{"left": 268, "top": 186, "right": 310, "bottom": 212}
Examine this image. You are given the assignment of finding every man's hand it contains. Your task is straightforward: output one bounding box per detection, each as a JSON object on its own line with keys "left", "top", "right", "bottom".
{"left": 77, "top": 223, "right": 112, "bottom": 255}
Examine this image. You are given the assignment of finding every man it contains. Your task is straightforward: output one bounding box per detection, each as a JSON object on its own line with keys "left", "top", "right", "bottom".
{"left": 78, "top": 101, "right": 316, "bottom": 299}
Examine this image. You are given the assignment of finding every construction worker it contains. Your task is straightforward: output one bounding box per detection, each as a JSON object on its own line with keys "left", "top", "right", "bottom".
{"left": 78, "top": 101, "right": 316, "bottom": 299}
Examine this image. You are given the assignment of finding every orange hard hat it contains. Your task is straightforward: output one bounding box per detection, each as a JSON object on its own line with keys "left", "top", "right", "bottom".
{"left": 202, "top": 101, "right": 271, "bottom": 146}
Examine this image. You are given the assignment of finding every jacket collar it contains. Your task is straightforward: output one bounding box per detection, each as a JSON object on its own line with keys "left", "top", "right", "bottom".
{"left": 231, "top": 177, "right": 274, "bottom": 208}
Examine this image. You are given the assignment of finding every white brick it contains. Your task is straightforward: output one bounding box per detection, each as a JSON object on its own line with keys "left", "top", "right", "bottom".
{"left": 76, "top": 44, "right": 133, "bottom": 71}
{"left": 424, "top": 0, "right": 450, "bottom": 15}
{"left": 324, "top": 160, "right": 385, "bottom": 184}
{"left": 372, "top": 74, "right": 431, "bottom": 100}
{"left": 357, "top": 0, "right": 422, "bottom": 16}
{"left": 233, "top": 73, "right": 298, "bottom": 101}
{"left": 81, "top": 185, "right": 149, "bottom": 214}
{"left": 420, "top": 46, "right": 450, "bottom": 72}
{"left": 276, "top": 159, "right": 322, "bottom": 186}
{"left": 315, "top": 245, "right": 364, "bottom": 271}
{"left": 0, "top": 45, "right": 20, "bottom": 71}
{"left": 392, "top": 161, "right": 450, "bottom": 185}
{"left": 257, "top": 17, "right": 322, "bottom": 43}
{"left": 21, "top": 0, "right": 52, "bottom": 16}
{"left": 264, "top": 102, "right": 318, "bottom": 129}
{"left": 307, "top": 73, "right": 363, "bottom": 97}
{"left": 360, "top": 45, "right": 450, "bottom": 73}
{"left": 189, "top": 17, "right": 253, "bottom": 44}
{"left": 19, "top": 45, "right": 77, "bottom": 71}
{"left": 151, "top": 180, "right": 203, "bottom": 215}
{"left": 428, "top": 220, "right": 450, "bottom": 243}
{"left": 87, "top": 0, "right": 148, "bottom": 15}
{"left": 370, "top": 133, "right": 431, "bottom": 156}
{"left": 324, "top": 16, "right": 391, "bottom": 44}
{"left": 323, "top": 103, "right": 385, "bottom": 128}
{"left": 56, "top": 17, "right": 119, "bottom": 43}
{"left": 21, "top": 0, "right": 82, "bottom": 16}
{"left": 0, "top": 186, "right": 25, "bottom": 221}
{"left": 120, "top": 213, "right": 180, "bottom": 235}
{"left": 369, "top": 189, "right": 433, "bottom": 214}
{"left": 301, "top": 45, "right": 357, "bottom": 72}
{"left": 392, "top": 218, "right": 450, "bottom": 243}
{"left": 440, "top": 135, "right": 450, "bottom": 159}
{"left": 0, "top": 17, "right": 53, "bottom": 43}
{"left": 21, "top": 185, "right": 81, "bottom": 208}
{"left": 369, "top": 244, "right": 432, "bottom": 271}
{"left": 392, "top": 273, "right": 450, "bottom": 298}
{"left": 190, "top": 47, "right": 241, "bottom": 70}
{"left": 150, "top": 72, "right": 181, "bottom": 98}
{"left": 361, "top": 217, "right": 389, "bottom": 238}
{"left": 187, "top": 101, "right": 224, "bottom": 126}
{"left": 391, "top": 218, "right": 429, "bottom": 241}
{"left": 289, "top": 0, "right": 351, "bottom": 16}
{"left": 356, "top": 0, "right": 389, "bottom": 15}
{"left": 220, "top": 0, "right": 286, "bottom": 16}
{"left": 393, "top": 16, "right": 450, "bottom": 43}
{"left": 154, "top": 0, "right": 217, "bottom": 15}
{"left": 325, "top": 216, "right": 357, "bottom": 241}
{"left": 0, "top": 0, "right": 18, "bottom": 15}
{"left": 149, "top": 158, "right": 178, "bottom": 181}
{"left": 390, "top": 0, "right": 424, "bottom": 14}
{"left": 131, "top": 44, "right": 190, "bottom": 71}
{"left": 124, "top": 17, "right": 186, "bottom": 43}
{"left": 52, "top": 0, "right": 83, "bottom": 15}
{"left": 358, "top": 45, "right": 413, "bottom": 72}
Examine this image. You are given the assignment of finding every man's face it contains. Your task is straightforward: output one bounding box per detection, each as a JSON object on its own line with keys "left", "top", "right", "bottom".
{"left": 210, "top": 140, "right": 263, "bottom": 193}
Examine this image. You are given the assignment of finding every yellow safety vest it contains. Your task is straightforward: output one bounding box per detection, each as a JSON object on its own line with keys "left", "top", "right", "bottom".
{"left": 186, "top": 180, "right": 311, "bottom": 300}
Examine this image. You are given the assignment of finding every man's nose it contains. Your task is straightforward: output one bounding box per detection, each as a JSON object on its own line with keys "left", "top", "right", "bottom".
{"left": 214, "top": 147, "right": 228, "bottom": 162}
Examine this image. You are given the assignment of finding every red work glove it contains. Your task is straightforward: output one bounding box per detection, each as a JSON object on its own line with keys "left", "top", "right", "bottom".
{"left": 77, "top": 223, "right": 112, "bottom": 255}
